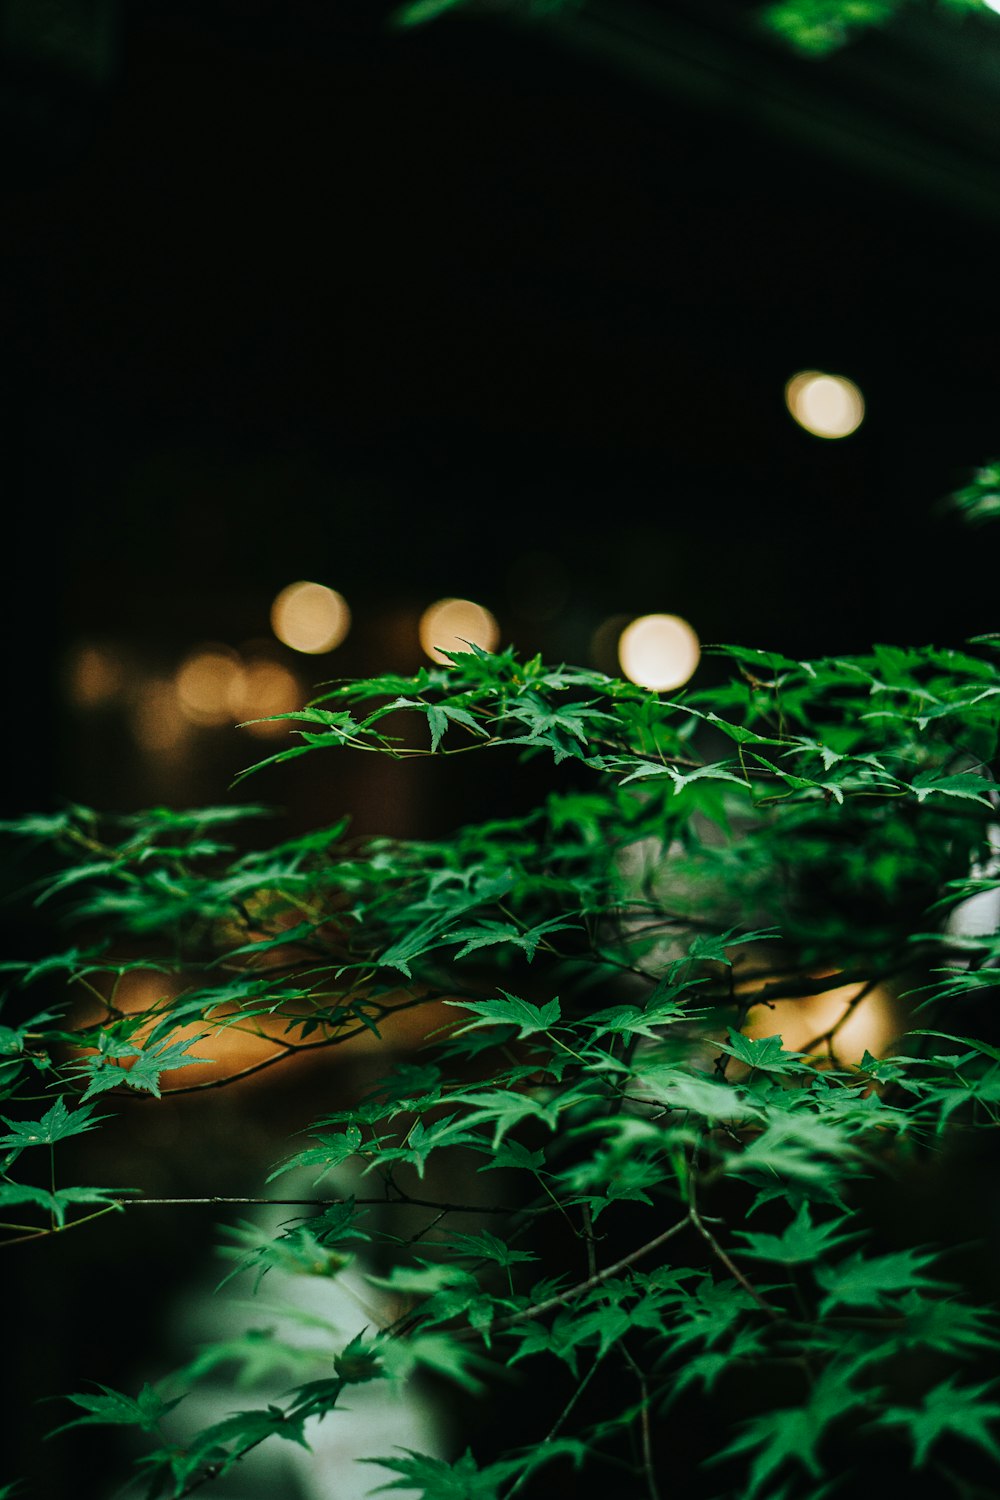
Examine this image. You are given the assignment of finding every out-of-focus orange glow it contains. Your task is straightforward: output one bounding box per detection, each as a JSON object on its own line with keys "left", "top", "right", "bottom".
{"left": 67, "top": 643, "right": 125, "bottom": 707}
{"left": 270, "top": 581, "right": 351, "bottom": 654}
{"left": 132, "top": 678, "right": 189, "bottom": 753}
{"left": 234, "top": 658, "right": 304, "bottom": 737}
{"left": 114, "top": 969, "right": 185, "bottom": 1013}
{"left": 175, "top": 645, "right": 246, "bottom": 725}
{"left": 66, "top": 964, "right": 457, "bottom": 1093}
{"left": 741, "top": 976, "right": 901, "bottom": 1066}
{"left": 66, "top": 966, "right": 185, "bottom": 1034}
{"left": 618, "top": 613, "right": 700, "bottom": 691}
{"left": 418, "top": 597, "right": 500, "bottom": 664}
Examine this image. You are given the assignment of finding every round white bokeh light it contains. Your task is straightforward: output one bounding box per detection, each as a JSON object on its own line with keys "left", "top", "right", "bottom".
{"left": 618, "top": 614, "right": 700, "bottom": 691}
{"left": 785, "top": 370, "right": 864, "bottom": 439}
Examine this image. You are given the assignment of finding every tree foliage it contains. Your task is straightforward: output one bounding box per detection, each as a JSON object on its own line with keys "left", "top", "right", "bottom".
{"left": 2, "top": 617, "right": 1000, "bottom": 1496}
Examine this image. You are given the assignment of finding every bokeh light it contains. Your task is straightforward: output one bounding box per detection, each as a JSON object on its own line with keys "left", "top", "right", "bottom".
{"left": 66, "top": 643, "right": 125, "bottom": 707}
{"left": 785, "top": 369, "right": 865, "bottom": 439}
{"left": 617, "top": 613, "right": 700, "bottom": 691}
{"left": 174, "top": 645, "right": 246, "bottom": 726}
{"left": 418, "top": 597, "right": 500, "bottom": 664}
{"left": 742, "top": 978, "right": 901, "bottom": 1065}
{"left": 270, "top": 580, "right": 351, "bottom": 654}
{"left": 235, "top": 658, "right": 305, "bottom": 738}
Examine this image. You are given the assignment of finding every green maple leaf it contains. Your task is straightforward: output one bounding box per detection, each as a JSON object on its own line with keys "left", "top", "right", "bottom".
{"left": 181, "top": 1405, "right": 310, "bottom": 1475}
{"left": 876, "top": 1375, "right": 1000, "bottom": 1466}
{"left": 423, "top": 702, "right": 488, "bottom": 752}
{"left": 443, "top": 990, "right": 561, "bottom": 1039}
{"left": 815, "top": 1246, "right": 949, "bottom": 1315}
{"left": 179, "top": 1329, "right": 320, "bottom": 1390}
{"left": 733, "top": 1202, "right": 864, "bottom": 1264}
{"left": 0, "top": 1097, "right": 107, "bottom": 1163}
{"left": 0, "top": 951, "right": 89, "bottom": 986}
{"left": 709, "top": 1361, "right": 869, "bottom": 1496}
{"left": 727, "top": 1112, "right": 860, "bottom": 1186}
{"left": 448, "top": 915, "right": 580, "bottom": 962}
{"left": 637, "top": 1065, "right": 763, "bottom": 1124}
{"left": 47, "top": 1382, "right": 182, "bottom": 1438}
{"left": 587, "top": 996, "right": 690, "bottom": 1039}
{"left": 267, "top": 1123, "right": 365, "bottom": 1184}
{"left": 910, "top": 771, "right": 995, "bottom": 806}
{"left": 665, "top": 1277, "right": 759, "bottom": 1355}
{"left": 366, "top": 1260, "right": 476, "bottom": 1297}
{"left": 664, "top": 1326, "right": 768, "bottom": 1404}
{"left": 908, "top": 1029, "right": 1000, "bottom": 1065}
{"left": 375, "top": 1115, "right": 483, "bottom": 1178}
{"left": 77, "top": 1034, "right": 214, "bottom": 1100}
{"left": 887, "top": 1290, "right": 1000, "bottom": 1357}
{"left": 457, "top": 1087, "right": 560, "bottom": 1148}
{"left": 378, "top": 1333, "right": 495, "bottom": 1393}
{"left": 442, "top": 1229, "right": 537, "bottom": 1268}
{"left": 713, "top": 1028, "right": 809, "bottom": 1074}
{"left": 476, "top": 1137, "right": 546, "bottom": 1173}
{"left": 362, "top": 1446, "right": 500, "bottom": 1499}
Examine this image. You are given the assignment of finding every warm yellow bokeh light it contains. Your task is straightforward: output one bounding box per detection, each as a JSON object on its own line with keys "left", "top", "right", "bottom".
{"left": 236, "top": 659, "right": 304, "bottom": 738}
{"left": 418, "top": 597, "right": 500, "bottom": 665}
{"left": 175, "top": 646, "right": 246, "bottom": 726}
{"left": 617, "top": 614, "right": 700, "bottom": 691}
{"left": 67, "top": 644, "right": 124, "bottom": 707}
{"left": 270, "top": 581, "right": 351, "bottom": 654}
{"left": 785, "top": 369, "right": 864, "bottom": 439}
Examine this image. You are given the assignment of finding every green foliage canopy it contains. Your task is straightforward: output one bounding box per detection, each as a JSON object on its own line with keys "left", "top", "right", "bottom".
{"left": 1, "top": 631, "right": 999, "bottom": 1497}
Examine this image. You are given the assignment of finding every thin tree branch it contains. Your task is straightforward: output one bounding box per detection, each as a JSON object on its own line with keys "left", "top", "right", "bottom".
{"left": 458, "top": 1215, "right": 690, "bottom": 1339}
{"left": 501, "top": 1351, "right": 609, "bottom": 1500}
{"left": 619, "top": 1344, "right": 663, "bottom": 1500}
{"left": 115, "top": 1193, "right": 519, "bottom": 1213}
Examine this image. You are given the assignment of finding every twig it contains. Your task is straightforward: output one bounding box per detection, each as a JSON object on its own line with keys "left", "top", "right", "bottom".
{"left": 125, "top": 995, "right": 440, "bottom": 1097}
{"left": 501, "top": 1351, "right": 609, "bottom": 1499}
{"left": 687, "top": 1194, "right": 780, "bottom": 1320}
{"left": 581, "top": 1201, "right": 597, "bottom": 1279}
{"left": 619, "top": 1344, "right": 663, "bottom": 1500}
{"left": 115, "top": 1193, "right": 519, "bottom": 1213}
{"left": 458, "top": 1215, "right": 690, "bottom": 1338}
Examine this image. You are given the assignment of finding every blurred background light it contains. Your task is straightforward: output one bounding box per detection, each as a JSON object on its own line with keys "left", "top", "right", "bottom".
{"left": 742, "top": 978, "right": 901, "bottom": 1064}
{"left": 66, "top": 642, "right": 125, "bottom": 708}
{"left": 785, "top": 369, "right": 865, "bottom": 439}
{"left": 270, "top": 580, "right": 351, "bottom": 654}
{"left": 418, "top": 597, "right": 500, "bottom": 664}
{"left": 617, "top": 613, "right": 700, "bottom": 690}
{"left": 175, "top": 644, "right": 246, "bottom": 726}
{"left": 235, "top": 657, "right": 305, "bottom": 738}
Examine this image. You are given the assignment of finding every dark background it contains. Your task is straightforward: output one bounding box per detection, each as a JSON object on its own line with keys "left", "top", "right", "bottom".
{"left": 3, "top": 0, "right": 1000, "bottom": 836}
{"left": 3, "top": 2, "right": 1000, "bottom": 1496}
